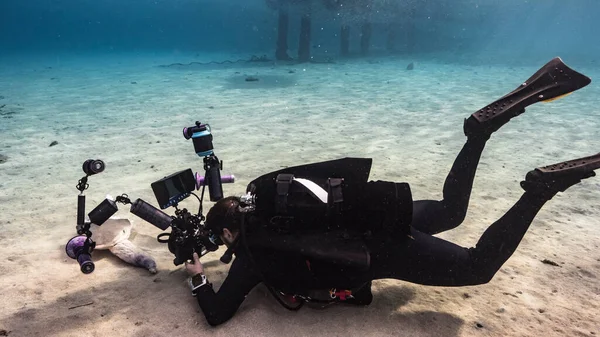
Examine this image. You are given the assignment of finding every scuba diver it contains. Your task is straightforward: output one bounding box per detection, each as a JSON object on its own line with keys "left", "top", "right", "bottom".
{"left": 184, "top": 57, "right": 600, "bottom": 326}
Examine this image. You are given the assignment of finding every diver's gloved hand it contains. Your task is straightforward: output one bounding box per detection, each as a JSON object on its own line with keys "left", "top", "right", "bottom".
{"left": 184, "top": 252, "right": 204, "bottom": 276}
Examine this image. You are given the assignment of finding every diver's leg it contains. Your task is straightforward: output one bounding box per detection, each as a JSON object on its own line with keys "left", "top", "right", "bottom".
{"left": 411, "top": 136, "right": 487, "bottom": 235}
{"left": 372, "top": 191, "right": 559, "bottom": 286}
{"left": 469, "top": 153, "right": 600, "bottom": 280}
{"left": 411, "top": 58, "right": 591, "bottom": 235}
{"left": 372, "top": 154, "right": 600, "bottom": 286}
{"left": 412, "top": 101, "right": 527, "bottom": 236}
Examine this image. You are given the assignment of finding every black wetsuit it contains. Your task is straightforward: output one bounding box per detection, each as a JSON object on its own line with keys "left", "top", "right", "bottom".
{"left": 195, "top": 137, "right": 552, "bottom": 326}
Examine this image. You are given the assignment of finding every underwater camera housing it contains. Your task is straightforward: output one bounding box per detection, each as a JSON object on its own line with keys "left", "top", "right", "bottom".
{"left": 141, "top": 121, "right": 236, "bottom": 265}
{"left": 66, "top": 121, "right": 237, "bottom": 274}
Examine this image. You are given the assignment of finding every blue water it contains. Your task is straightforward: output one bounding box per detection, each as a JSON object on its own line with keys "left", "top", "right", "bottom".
{"left": 2, "top": 0, "right": 599, "bottom": 65}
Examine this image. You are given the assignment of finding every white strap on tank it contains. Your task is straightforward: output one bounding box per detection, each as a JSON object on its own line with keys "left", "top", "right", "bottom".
{"left": 293, "top": 178, "right": 328, "bottom": 203}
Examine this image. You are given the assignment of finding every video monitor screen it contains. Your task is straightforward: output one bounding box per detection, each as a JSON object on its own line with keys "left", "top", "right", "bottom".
{"left": 151, "top": 168, "right": 196, "bottom": 209}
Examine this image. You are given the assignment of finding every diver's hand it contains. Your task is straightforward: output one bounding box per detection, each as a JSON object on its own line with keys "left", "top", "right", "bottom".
{"left": 184, "top": 252, "right": 204, "bottom": 276}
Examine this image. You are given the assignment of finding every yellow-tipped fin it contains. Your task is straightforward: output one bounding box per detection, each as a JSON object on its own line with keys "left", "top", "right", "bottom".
{"left": 542, "top": 92, "right": 573, "bottom": 103}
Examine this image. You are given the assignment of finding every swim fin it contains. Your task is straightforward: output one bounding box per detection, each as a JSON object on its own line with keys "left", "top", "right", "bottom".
{"left": 464, "top": 57, "right": 591, "bottom": 139}
{"left": 521, "top": 152, "right": 600, "bottom": 198}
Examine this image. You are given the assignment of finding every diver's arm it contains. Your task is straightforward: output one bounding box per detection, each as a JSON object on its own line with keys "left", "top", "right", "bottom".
{"left": 193, "top": 256, "right": 262, "bottom": 326}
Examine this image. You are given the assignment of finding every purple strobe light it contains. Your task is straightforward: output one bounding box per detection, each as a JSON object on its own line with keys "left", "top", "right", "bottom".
{"left": 194, "top": 172, "right": 235, "bottom": 190}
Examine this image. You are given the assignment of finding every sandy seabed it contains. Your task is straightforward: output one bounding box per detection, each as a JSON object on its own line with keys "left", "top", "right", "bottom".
{"left": 0, "top": 51, "right": 599, "bottom": 337}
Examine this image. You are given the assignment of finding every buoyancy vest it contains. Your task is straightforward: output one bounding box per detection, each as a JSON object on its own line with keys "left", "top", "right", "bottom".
{"left": 237, "top": 158, "right": 414, "bottom": 299}
{"left": 244, "top": 157, "right": 413, "bottom": 240}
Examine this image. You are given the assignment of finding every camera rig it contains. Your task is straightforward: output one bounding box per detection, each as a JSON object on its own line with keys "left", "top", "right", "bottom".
{"left": 66, "top": 121, "right": 240, "bottom": 274}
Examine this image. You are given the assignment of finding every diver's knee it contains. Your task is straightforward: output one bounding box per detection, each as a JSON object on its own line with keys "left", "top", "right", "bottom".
{"left": 474, "top": 273, "right": 494, "bottom": 285}
{"left": 472, "top": 266, "right": 498, "bottom": 285}
{"left": 441, "top": 212, "right": 465, "bottom": 231}
{"left": 468, "top": 250, "right": 498, "bottom": 285}
{"left": 446, "top": 205, "right": 468, "bottom": 229}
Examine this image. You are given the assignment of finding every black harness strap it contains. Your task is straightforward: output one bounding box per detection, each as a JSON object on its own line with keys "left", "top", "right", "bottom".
{"left": 327, "top": 178, "right": 344, "bottom": 229}
{"left": 275, "top": 174, "right": 294, "bottom": 214}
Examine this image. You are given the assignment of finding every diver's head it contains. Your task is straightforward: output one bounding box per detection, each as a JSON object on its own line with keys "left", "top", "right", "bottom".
{"left": 206, "top": 196, "right": 242, "bottom": 248}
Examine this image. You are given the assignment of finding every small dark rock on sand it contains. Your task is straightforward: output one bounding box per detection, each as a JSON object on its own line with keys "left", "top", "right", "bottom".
{"left": 0, "top": 329, "right": 10, "bottom": 336}
{"left": 49, "top": 141, "right": 59, "bottom": 147}
{"left": 0, "top": 154, "right": 8, "bottom": 164}
{"left": 245, "top": 76, "right": 259, "bottom": 82}
{"left": 541, "top": 259, "right": 560, "bottom": 267}
{"left": 406, "top": 62, "right": 414, "bottom": 70}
